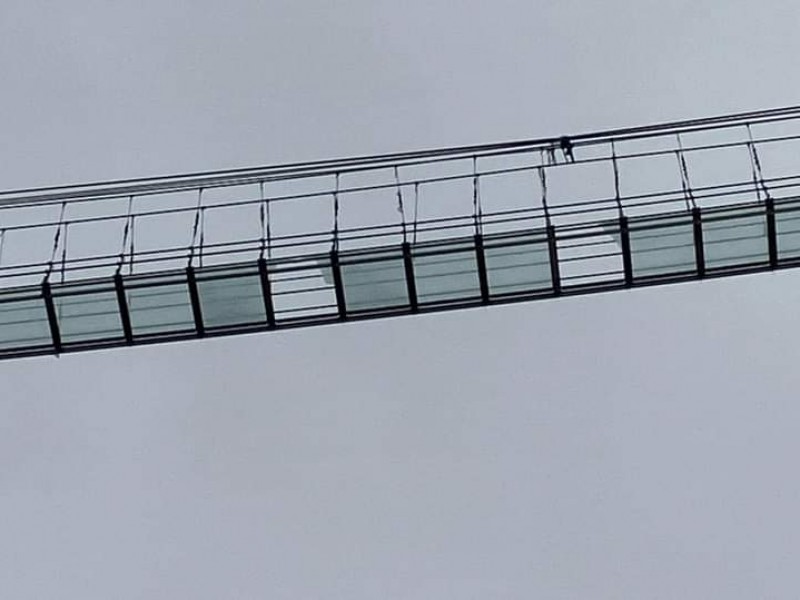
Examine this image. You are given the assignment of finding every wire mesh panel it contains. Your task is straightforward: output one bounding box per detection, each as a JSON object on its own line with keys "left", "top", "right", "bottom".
{"left": 0, "top": 290, "right": 52, "bottom": 352}
{"left": 52, "top": 279, "right": 124, "bottom": 344}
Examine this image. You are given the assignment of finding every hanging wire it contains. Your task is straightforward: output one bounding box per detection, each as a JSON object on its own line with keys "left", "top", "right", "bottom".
{"left": 611, "top": 141, "right": 623, "bottom": 218}
{"left": 394, "top": 166, "right": 407, "bottom": 244}
{"left": 412, "top": 182, "right": 420, "bottom": 244}
{"left": 60, "top": 223, "right": 69, "bottom": 284}
{"left": 542, "top": 146, "right": 556, "bottom": 166}
{"left": 746, "top": 124, "right": 772, "bottom": 202}
{"left": 188, "top": 188, "right": 204, "bottom": 266}
{"left": 332, "top": 173, "right": 340, "bottom": 251}
{"left": 257, "top": 181, "right": 273, "bottom": 260}
{"left": 676, "top": 135, "right": 696, "bottom": 211}
{"left": 47, "top": 201, "right": 68, "bottom": 277}
{"left": 258, "top": 181, "right": 266, "bottom": 259}
{"left": 118, "top": 195, "right": 134, "bottom": 271}
{"left": 198, "top": 207, "right": 206, "bottom": 268}
{"left": 128, "top": 215, "right": 136, "bottom": 275}
{"left": 472, "top": 156, "right": 483, "bottom": 235}
{"left": 538, "top": 167, "right": 551, "bottom": 227}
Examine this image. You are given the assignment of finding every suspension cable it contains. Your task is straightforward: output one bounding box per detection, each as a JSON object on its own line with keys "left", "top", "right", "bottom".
{"left": 611, "top": 141, "right": 623, "bottom": 218}
{"left": 46, "top": 201, "right": 67, "bottom": 277}
{"left": 332, "top": 173, "right": 340, "bottom": 252}
{"left": 118, "top": 195, "right": 134, "bottom": 271}
{"left": 747, "top": 124, "right": 772, "bottom": 202}
{"left": 60, "top": 223, "right": 68, "bottom": 283}
{"left": 188, "top": 188, "right": 204, "bottom": 266}
{"left": 676, "top": 135, "right": 696, "bottom": 211}
{"left": 413, "top": 182, "right": 420, "bottom": 244}
{"left": 472, "top": 156, "right": 483, "bottom": 235}
{"left": 257, "top": 180, "right": 273, "bottom": 260}
{"left": 538, "top": 167, "right": 551, "bottom": 227}
{"left": 394, "top": 166, "right": 407, "bottom": 244}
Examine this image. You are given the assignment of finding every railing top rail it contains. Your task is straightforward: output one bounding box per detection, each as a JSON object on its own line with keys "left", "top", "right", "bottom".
{"left": 1, "top": 105, "right": 799, "bottom": 209}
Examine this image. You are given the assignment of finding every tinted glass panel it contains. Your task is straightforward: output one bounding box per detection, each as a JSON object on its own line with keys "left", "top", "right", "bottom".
{"left": 629, "top": 215, "right": 696, "bottom": 278}
{"left": 484, "top": 236, "right": 551, "bottom": 295}
{"left": 53, "top": 282, "right": 123, "bottom": 343}
{"left": 340, "top": 251, "right": 408, "bottom": 311}
{"left": 703, "top": 211, "right": 768, "bottom": 269}
{"left": 414, "top": 242, "right": 481, "bottom": 304}
{"left": 0, "top": 293, "right": 52, "bottom": 350}
{"left": 197, "top": 267, "right": 266, "bottom": 328}
{"left": 126, "top": 276, "right": 195, "bottom": 336}
{"left": 775, "top": 203, "right": 800, "bottom": 260}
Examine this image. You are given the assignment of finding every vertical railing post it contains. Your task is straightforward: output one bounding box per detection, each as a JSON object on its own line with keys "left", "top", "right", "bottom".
{"left": 474, "top": 234, "right": 490, "bottom": 303}
{"left": 547, "top": 224, "right": 561, "bottom": 295}
{"left": 114, "top": 271, "right": 133, "bottom": 344}
{"left": 766, "top": 198, "right": 778, "bottom": 269}
{"left": 692, "top": 207, "right": 705, "bottom": 278}
{"left": 330, "top": 250, "right": 346, "bottom": 320}
{"left": 258, "top": 258, "right": 276, "bottom": 327}
{"left": 186, "top": 266, "right": 205, "bottom": 337}
{"left": 402, "top": 242, "right": 418, "bottom": 313}
{"left": 41, "top": 276, "right": 62, "bottom": 355}
{"left": 620, "top": 215, "right": 633, "bottom": 286}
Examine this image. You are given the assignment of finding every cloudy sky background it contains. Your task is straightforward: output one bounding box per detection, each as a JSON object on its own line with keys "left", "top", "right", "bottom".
{"left": 1, "top": 1, "right": 799, "bottom": 598}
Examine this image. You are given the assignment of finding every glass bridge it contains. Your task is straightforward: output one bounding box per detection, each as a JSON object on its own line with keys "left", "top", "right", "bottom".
{"left": 3, "top": 106, "right": 800, "bottom": 360}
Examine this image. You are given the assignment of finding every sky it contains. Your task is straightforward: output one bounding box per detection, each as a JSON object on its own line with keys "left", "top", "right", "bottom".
{"left": 1, "top": 1, "right": 800, "bottom": 598}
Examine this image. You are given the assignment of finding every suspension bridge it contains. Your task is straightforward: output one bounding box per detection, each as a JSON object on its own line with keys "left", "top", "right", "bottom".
{"left": 1, "top": 105, "right": 800, "bottom": 360}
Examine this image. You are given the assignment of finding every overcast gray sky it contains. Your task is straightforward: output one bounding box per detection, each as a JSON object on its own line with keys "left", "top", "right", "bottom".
{"left": 1, "top": 1, "right": 800, "bottom": 598}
